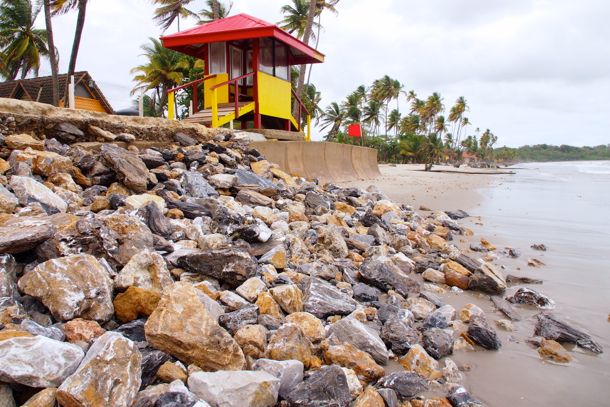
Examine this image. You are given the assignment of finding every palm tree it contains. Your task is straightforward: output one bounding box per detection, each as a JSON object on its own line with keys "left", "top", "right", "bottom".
{"left": 199, "top": 0, "right": 232, "bottom": 23}
{"left": 448, "top": 96, "right": 468, "bottom": 148}
{"left": 387, "top": 109, "right": 401, "bottom": 136}
{"left": 279, "top": 0, "right": 321, "bottom": 42}
{"left": 320, "top": 101, "right": 345, "bottom": 141}
{"left": 302, "top": 82, "right": 323, "bottom": 124}
{"left": 152, "top": 0, "right": 195, "bottom": 31}
{"left": 131, "top": 38, "right": 188, "bottom": 117}
{"left": 51, "top": 0, "right": 89, "bottom": 104}
{"left": 0, "top": 0, "right": 49, "bottom": 80}
{"left": 363, "top": 99, "right": 382, "bottom": 135}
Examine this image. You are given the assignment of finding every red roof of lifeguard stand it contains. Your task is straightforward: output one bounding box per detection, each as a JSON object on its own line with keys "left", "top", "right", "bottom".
{"left": 161, "top": 13, "right": 325, "bottom": 65}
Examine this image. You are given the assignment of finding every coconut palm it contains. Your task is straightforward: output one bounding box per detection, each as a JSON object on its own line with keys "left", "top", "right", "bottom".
{"left": 131, "top": 38, "right": 188, "bottom": 117}
{"left": 320, "top": 101, "right": 345, "bottom": 141}
{"left": 42, "top": 0, "right": 59, "bottom": 105}
{"left": 302, "top": 82, "right": 323, "bottom": 124}
{"left": 399, "top": 114, "right": 420, "bottom": 136}
{"left": 279, "top": 0, "right": 321, "bottom": 41}
{"left": 152, "top": 0, "right": 196, "bottom": 31}
{"left": 0, "top": 0, "right": 49, "bottom": 80}
{"left": 387, "top": 109, "right": 401, "bottom": 136}
{"left": 199, "top": 0, "right": 232, "bottom": 23}
{"left": 448, "top": 96, "right": 468, "bottom": 148}
{"left": 363, "top": 99, "right": 382, "bottom": 135}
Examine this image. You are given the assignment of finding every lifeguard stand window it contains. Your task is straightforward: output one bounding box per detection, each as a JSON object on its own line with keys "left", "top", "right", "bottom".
{"left": 260, "top": 38, "right": 290, "bottom": 81}
{"left": 209, "top": 42, "right": 226, "bottom": 74}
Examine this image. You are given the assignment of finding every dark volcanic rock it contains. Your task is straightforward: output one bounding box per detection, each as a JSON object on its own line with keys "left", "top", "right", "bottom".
{"left": 219, "top": 305, "right": 258, "bottom": 334}
{"left": 423, "top": 305, "right": 455, "bottom": 329}
{"left": 101, "top": 144, "right": 150, "bottom": 193}
{"left": 535, "top": 313, "right": 603, "bottom": 354}
{"left": 360, "top": 256, "right": 420, "bottom": 297}
{"left": 304, "top": 191, "right": 332, "bottom": 210}
{"left": 467, "top": 316, "right": 501, "bottom": 350}
{"left": 377, "top": 388, "right": 400, "bottom": 407}
{"left": 507, "top": 287, "right": 555, "bottom": 309}
{"left": 377, "top": 372, "right": 428, "bottom": 400}
{"left": 174, "top": 132, "right": 198, "bottom": 146}
{"left": 422, "top": 328, "right": 454, "bottom": 359}
{"left": 140, "top": 347, "right": 171, "bottom": 388}
{"left": 445, "top": 210, "right": 469, "bottom": 220}
{"left": 353, "top": 282, "right": 381, "bottom": 303}
{"left": 52, "top": 122, "right": 84, "bottom": 144}
{"left": 182, "top": 171, "right": 218, "bottom": 198}
{"left": 115, "top": 319, "right": 147, "bottom": 343}
{"left": 381, "top": 316, "right": 421, "bottom": 356}
{"left": 284, "top": 364, "right": 351, "bottom": 407}
{"left": 178, "top": 248, "right": 257, "bottom": 288}
{"left": 303, "top": 277, "right": 358, "bottom": 318}
{"left": 447, "top": 385, "right": 483, "bottom": 407}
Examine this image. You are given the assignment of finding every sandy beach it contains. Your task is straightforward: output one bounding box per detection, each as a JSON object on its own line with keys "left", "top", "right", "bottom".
{"left": 338, "top": 164, "right": 512, "bottom": 212}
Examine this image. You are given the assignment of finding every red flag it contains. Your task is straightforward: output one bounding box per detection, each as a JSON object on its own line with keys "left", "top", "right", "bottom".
{"left": 347, "top": 123, "right": 362, "bottom": 138}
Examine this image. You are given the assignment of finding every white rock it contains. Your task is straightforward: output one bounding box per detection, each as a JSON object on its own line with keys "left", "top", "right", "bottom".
{"left": 10, "top": 175, "right": 67, "bottom": 214}
{"left": 252, "top": 359, "right": 304, "bottom": 399}
{"left": 114, "top": 250, "right": 173, "bottom": 291}
{"left": 342, "top": 367, "right": 363, "bottom": 397}
{"left": 125, "top": 193, "right": 166, "bottom": 211}
{"left": 236, "top": 277, "right": 267, "bottom": 303}
{"left": 188, "top": 370, "right": 280, "bottom": 407}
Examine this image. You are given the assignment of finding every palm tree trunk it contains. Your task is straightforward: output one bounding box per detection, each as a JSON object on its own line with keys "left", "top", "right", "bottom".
{"left": 306, "top": 13, "right": 323, "bottom": 86}
{"left": 295, "top": 0, "right": 317, "bottom": 106}
{"left": 63, "top": 0, "right": 88, "bottom": 105}
{"left": 212, "top": 0, "right": 220, "bottom": 20}
{"left": 43, "top": 0, "right": 59, "bottom": 106}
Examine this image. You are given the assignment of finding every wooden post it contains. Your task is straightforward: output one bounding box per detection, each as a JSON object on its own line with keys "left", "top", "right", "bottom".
{"left": 68, "top": 75, "right": 75, "bottom": 109}
{"left": 138, "top": 93, "right": 144, "bottom": 117}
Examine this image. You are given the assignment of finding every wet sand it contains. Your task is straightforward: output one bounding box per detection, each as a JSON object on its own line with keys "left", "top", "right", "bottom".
{"left": 342, "top": 162, "right": 610, "bottom": 406}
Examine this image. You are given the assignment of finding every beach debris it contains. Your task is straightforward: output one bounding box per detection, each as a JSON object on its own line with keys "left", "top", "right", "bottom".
{"left": 534, "top": 313, "right": 603, "bottom": 354}
{"left": 538, "top": 339, "right": 572, "bottom": 363}
{"left": 507, "top": 288, "right": 555, "bottom": 309}
{"left": 506, "top": 275, "right": 543, "bottom": 285}
{"left": 527, "top": 258, "right": 546, "bottom": 267}
{"left": 504, "top": 247, "right": 522, "bottom": 258}
{"left": 480, "top": 238, "right": 496, "bottom": 251}
{"left": 445, "top": 209, "right": 470, "bottom": 220}
{"left": 495, "top": 319, "right": 514, "bottom": 331}
{"left": 531, "top": 243, "right": 547, "bottom": 251}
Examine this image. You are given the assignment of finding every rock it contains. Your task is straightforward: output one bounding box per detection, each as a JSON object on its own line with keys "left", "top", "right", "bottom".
{"left": 423, "top": 328, "right": 454, "bottom": 359}
{"left": 444, "top": 269, "right": 470, "bottom": 290}
{"left": 266, "top": 324, "right": 320, "bottom": 368}
{"left": 101, "top": 144, "right": 150, "bottom": 193}
{"left": 466, "top": 316, "right": 501, "bottom": 350}
{"left": 459, "top": 304, "right": 484, "bottom": 323}
{"left": 447, "top": 385, "right": 483, "bottom": 407}
{"left": 442, "top": 358, "right": 464, "bottom": 383}
{"left": 531, "top": 243, "right": 547, "bottom": 251}
{"left": 323, "top": 341, "right": 385, "bottom": 381}
{"left": 284, "top": 365, "right": 351, "bottom": 407}
{"left": 236, "top": 189, "right": 274, "bottom": 206}
{"left": 399, "top": 344, "right": 442, "bottom": 379}
{"left": 21, "top": 388, "right": 57, "bottom": 407}
{"left": 495, "top": 319, "right": 513, "bottom": 331}
{"left": 377, "top": 372, "right": 428, "bottom": 400}
{"left": 183, "top": 171, "right": 218, "bottom": 198}
{"left": 506, "top": 275, "right": 543, "bottom": 285}
{"left": 114, "top": 286, "right": 161, "bottom": 323}
{"left": 468, "top": 262, "right": 507, "bottom": 294}
{"left": 490, "top": 296, "right": 521, "bottom": 321}
{"left": 51, "top": 122, "right": 84, "bottom": 143}
{"left": 304, "top": 191, "right": 332, "bottom": 210}
{"left": 303, "top": 277, "right": 358, "bottom": 318}
{"left": 353, "top": 386, "right": 386, "bottom": 407}
{"left": 178, "top": 248, "right": 256, "bottom": 288}
{"left": 270, "top": 284, "right": 303, "bottom": 314}
{"left": 360, "top": 256, "right": 420, "bottom": 297}
{"left": 328, "top": 315, "right": 389, "bottom": 365}
{"left": 125, "top": 193, "right": 166, "bottom": 211}
{"left": 219, "top": 290, "right": 250, "bottom": 311}
{"left": 0, "top": 221, "right": 55, "bottom": 254}
{"left": 145, "top": 282, "right": 245, "bottom": 370}
{"left": 285, "top": 312, "right": 326, "bottom": 343}
{"left": 423, "top": 268, "right": 446, "bottom": 284}
{"left": 140, "top": 347, "right": 171, "bottom": 388}
{"left": 18, "top": 254, "right": 114, "bottom": 322}
{"left": 156, "top": 361, "right": 188, "bottom": 383}
{"left": 353, "top": 283, "right": 380, "bottom": 302}
{"left": 57, "top": 332, "right": 142, "bottom": 407}
{"left": 20, "top": 319, "right": 64, "bottom": 341}
{"left": 424, "top": 304, "right": 456, "bottom": 329}
{"left": 208, "top": 173, "right": 237, "bottom": 189}
{"left": 538, "top": 339, "right": 572, "bottom": 363}
{"left": 445, "top": 210, "right": 469, "bottom": 220}
{"left": 408, "top": 297, "right": 437, "bottom": 320}
{"left": 188, "top": 370, "right": 280, "bottom": 407}
{"left": 380, "top": 315, "right": 421, "bottom": 355}
{"left": 507, "top": 287, "right": 555, "bottom": 309}
{"left": 319, "top": 226, "right": 349, "bottom": 258}
{"left": 5, "top": 133, "right": 44, "bottom": 150}
{"left": 114, "top": 250, "right": 173, "bottom": 292}
{"left": 174, "top": 132, "right": 198, "bottom": 146}
{"left": 534, "top": 313, "right": 603, "bottom": 354}
{"left": 234, "top": 324, "right": 267, "bottom": 358}
{"left": 236, "top": 277, "right": 267, "bottom": 302}
{"left": 218, "top": 304, "right": 258, "bottom": 334}
{"left": 0, "top": 335, "right": 83, "bottom": 388}
{"left": 63, "top": 318, "right": 105, "bottom": 344}
{"left": 260, "top": 245, "right": 287, "bottom": 269}
{"left": 9, "top": 176, "right": 67, "bottom": 214}
{"left": 377, "top": 388, "right": 400, "bottom": 407}
{"left": 131, "top": 380, "right": 204, "bottom": 407}
{"left": 252, "top": 358, "right": 304, "bottom": 400}
{"left": 0, "top": 184, "right": 18, "bottom": 213}
{"left": 256, "top": 291, "right": 283, "bottom": 319}
{"left": 100, "top": 213, "right": 155, "bottom": 265}
{"left": 342, "top": 367, "right": 363, "bottom": 398}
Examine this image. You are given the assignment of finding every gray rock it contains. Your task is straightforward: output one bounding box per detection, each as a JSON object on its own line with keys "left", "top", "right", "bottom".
{"left": 236, "top": 189, "right": 274, "bottom": 206}
{"left": 284, "top": 365, "right": 351, "bottom": 407}
{"left": 9, "top": 176, "right": 67, "bottom": 214}
{"left": 304, "top": 192, "right": 331, "bottom": 210}
{"left": 377, "top": 388, "right": 400, "bottom": 407}
{"left": 360, "top": 256, "right": 420, "bottom": 297}
{"left": 328, "top": 315, "right": 389, "bottom": 365}
{"left": 445, "top": 210, "right": 469, "bottom": 220}
{"left": 381, "top": 316, "right": 421, "bottom": 356}
{"left": 52, "top": 122, "right": 84, "bottom": 143}
{"left": 174, "top": 132, "right": 198, "bottom": 146}
{"left": 507, "top": 287, "right": 555, "bottom": 309}
{"left": 253, "top": 359, "right": 304, "bottom": 399}
{"left": 178, "top": 248, "right": 257, "bottom": 288}
{"left": 377, "top": 372, "right": 428, "bottom": 400}
{"left": 0, "top": 335, "right": 84, "bottom": 387}
{"left": 188, "top": 370, "right": 280, "bottom": 407}
{"left": 422, "top": 328, "right": 454, "bottom": 359}
{"left": 468, "top": 262, "right": 507, "bottom": 294}
{"left": 101, "top": 144, "right": 151, "bottom": 193}
{"left": 183, "top": 171, "right": 218, "bottom": 198}
{"left": 0, "top": 254, "right": 17, "bottom": 301}
{"left": 303, "top": 277, "right": 358, "bottom": 319}
{"left": 140, "top": 347, "right": 171, "bottom": 388}
{"left": 0, "top": 221, "right": 55, "bottom": 254}
{"left": 447, "top": 385, "right": 483, "bottom": 407}
{"left": 235, "top": 169, "right": 277, "bottom": 195}
{"left": 353, "top": 282, "right": 380, "bottom": 303}
{"left": 0, "top": 184, "right": 18, "bottom": 213}
{"left": 490, "top": 295, "right": 522, "bottom": 321}
{"left": 20, "top": 319, "right": 64, "bottom": 341}
{"left": 219, "top": 305, "right": 259, "bottom": 334}
{"left": 535, "top": 313, "right": 603, "bottom": 354}
{"left": 467, "top": 316, "right": 501, "bottom": 350}
{"left": 423, "top": 304, "right": 456, "bottom": 329}
{"left": 0, "top": 384, "right": 15, "bottom": 407}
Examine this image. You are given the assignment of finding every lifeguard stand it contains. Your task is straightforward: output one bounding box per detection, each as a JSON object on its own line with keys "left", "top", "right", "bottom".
{"left": 161, "top": 13, "right": 325, "bottom": 141}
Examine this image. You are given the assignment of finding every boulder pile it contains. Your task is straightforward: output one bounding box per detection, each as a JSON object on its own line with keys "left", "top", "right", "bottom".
{"left": 0, "top": 119, "right": 602, "bottom": 407}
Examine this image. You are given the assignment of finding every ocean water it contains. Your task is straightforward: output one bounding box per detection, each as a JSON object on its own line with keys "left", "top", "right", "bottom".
{"left": 453, "top": 161, "right": 610, "bottom": 406}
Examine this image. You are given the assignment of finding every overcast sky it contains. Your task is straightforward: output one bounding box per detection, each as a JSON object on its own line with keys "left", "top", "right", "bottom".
{"left": 39, "top": 0, "right": 609, "bottom": 146}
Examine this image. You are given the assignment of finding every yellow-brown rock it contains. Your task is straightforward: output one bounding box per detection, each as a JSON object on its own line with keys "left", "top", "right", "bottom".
{"left": 113, "top": 286, "right": 161, "bottom": 323}
{"left": 0, "top": 330, "right": 33, "bottom": 341}
{"left": 353, "top": 386, "right": 386, "bottom": 407}
{"left": 334, "top": 202, "right": 357, "bottom": 216}
{"left": 538, "top": 339, "right": 572, "bottom": 363}
{"left": 48, "top": 173, "right": 80, "bottom": 193}
{"left": 323, "top": 342, "right": 385, "bottom": 381}
{"left": 399, "top": 344, "right": 442, "bottom": 380}
{"left": 234, "top": 324, "right": 268, "bottom": 358}
{"left": 145, "top": 282, "right": 245, "bottom": 371}
{"left": 0, "top": 158, "right": 9, "bottom": 174}
{"left": 444, "top": 270, "right": 470, "bottom": 290}
{"left": 166, "top": 208, "right": 184, "bottom": 219}
{"left": 266, "top": 324, "right": 321, "bottom": 368}
{"left": 480, "top": 238, "right": 496, "bottom": 251}
{"left": 427, "top": 234, "right": 447, "bottom": 251}
{"left": 372, "top": 200, "right": 401, "bottom": 216}
{"left": 32, "top": 150, "right": 73, "bottom": 177}
{"left": 411, "top": 398, "right": 453, "bottom": 407}
{"left": 251, "top": 160, "right": 272, "bottom": 175}
{"left": 256, "top": 291, "right": 283, "bottom": 319}
{"left": 261, "top": 246, "right": 287, "bottom": 269}
{"left": 285, "top": 312, "right": 325, "bottom": 343}
{"left": 156, "top": 361, "right": 188, "bottom": 383}
{"left": 270, "top": 284, "right": 303, "bottom": 314}
{"left": 270, "top": 167, "right": 296, "bottom": 186}
{"left": 90, "top": 196, "right": 109, "bottom": 212}
{"left": 107, "top": 182, "right": 131, "bottom": 196}
{"left": 443, "top": 260, "right": 472, "bottom": 277}
{"left": 62, "top": 319, "right": 105, "bottom": 344}
{"left": 459, "top": 304, "right": 484, "bottom": 323}
{"left": 22, "top": 388, "right": 57, "bottom": 407}
{"left": 5, "top": 134, "right": 44, "bottom": 150}
{"left": 114, "top": 250, "right": 173, "bottom": 292}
